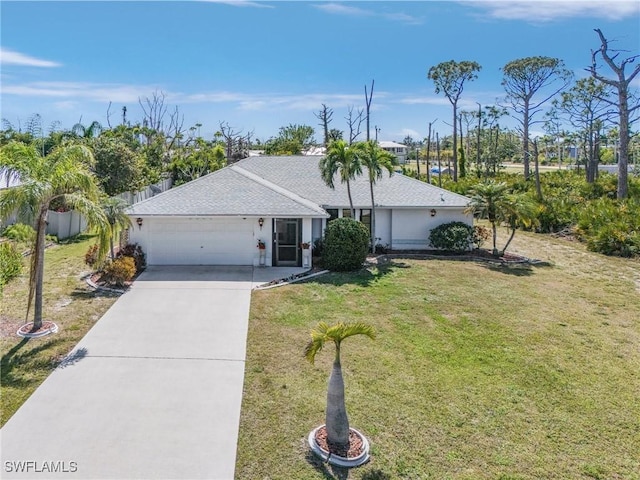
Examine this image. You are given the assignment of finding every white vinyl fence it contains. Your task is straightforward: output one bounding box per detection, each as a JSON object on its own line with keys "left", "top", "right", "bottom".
{"left": 1, "top": 178, "right": 173, "bottom": 239}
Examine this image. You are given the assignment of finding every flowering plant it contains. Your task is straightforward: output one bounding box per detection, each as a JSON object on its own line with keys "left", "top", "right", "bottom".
{"left": 257, "top": 240, "right": 266, "bottom": 249}
{"left": 300, "top": 242, "right": 311, "bottom": 249}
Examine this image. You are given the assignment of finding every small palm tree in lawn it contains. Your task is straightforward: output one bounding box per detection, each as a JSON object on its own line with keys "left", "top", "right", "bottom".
{"left": 0, "top": 141, "right": 108, "bottom": 332}
{"left": 305, "top": 321, "right": 375, "bottom": 452}
{"left": 320, "top": 140, "right": 362, "bottom": 217}
{"left": 466, "top": 180, "right": 537, "bottom": 256}
{"left": 100, "top": 197, "right": 132, "bottom": 262}
{"left": 353, "top": 140, "right": 397, "bottom": 252}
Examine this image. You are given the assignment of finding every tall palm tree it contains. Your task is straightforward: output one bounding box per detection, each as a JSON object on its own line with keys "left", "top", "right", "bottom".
{"left": 319, "top": 140, "right": 362, "bottom": 217}
{"left": 353, "top": 141, "right": 397, "bottom": 252}
{"left": 304, "top": 321, "right": 375, "bottom": 450}
{"left": 0, "top": 141, "right": 108, "bottom": 331}
{"left": 100, "top": 197, "right": 132, "bottom": 261}
{"left": 466, "top": 181, "right": 537, "bottom": 256}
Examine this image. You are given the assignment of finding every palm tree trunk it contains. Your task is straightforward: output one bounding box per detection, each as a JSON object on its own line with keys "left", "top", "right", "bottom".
{"left": 491, "top": 221, "right": 498, "bottom": 256}
{"left": 346, "top": 179, "right": 355, "bottom": 217}
{"left": 325, "top": 350, "right": 349, "bottom": 448}
{"left": 369, "top": 180, "right": 376, "bottom": 253}
{"left": 502, "top": 227, "right": 517, "bottom": 255}
{"left": 32, "top": 208, "right": 48, "bottom": 330}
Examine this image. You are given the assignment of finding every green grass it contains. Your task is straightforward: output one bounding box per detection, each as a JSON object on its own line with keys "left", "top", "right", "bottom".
{"left": 1, "top": 235, "right": 120, "bottom": 426}
{"left": 235, "top": 231, "right": 640, "bottom": 479}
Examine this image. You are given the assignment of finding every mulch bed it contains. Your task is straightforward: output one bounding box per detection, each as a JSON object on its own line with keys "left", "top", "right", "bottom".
{"left": 373, "top": 248, "right": 532, "bottom": 263}
{"left": 314, "top": 425, "right": 364, "bottom": 459}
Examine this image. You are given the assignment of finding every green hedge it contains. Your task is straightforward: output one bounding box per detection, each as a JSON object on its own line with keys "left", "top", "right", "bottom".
{"left": 322, "top": 218, "right": 370, "bottom": 271}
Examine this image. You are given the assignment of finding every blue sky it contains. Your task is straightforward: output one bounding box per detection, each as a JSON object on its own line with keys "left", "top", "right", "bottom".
{"left": 1, "top": 1, "right": 639, "bottom": 143}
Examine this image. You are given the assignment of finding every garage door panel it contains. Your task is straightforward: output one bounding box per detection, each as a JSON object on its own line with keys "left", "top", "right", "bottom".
{"left": 148, "top": 218, "right": 254, "bottom": 265}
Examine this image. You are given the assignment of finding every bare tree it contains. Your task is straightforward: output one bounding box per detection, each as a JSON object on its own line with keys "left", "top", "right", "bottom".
{"left": 314, "top": 104, "right": 334, "bottom": 147}
{"left": 345, "top": 106, "right": 364, "bottom": 145}
{"left": 139, "top": 90, "right": 169, "bottom": 132}
{"left": 364, "top": 79, "right": 374, "bottom": 141}
{"left": 588, "top": 28, "right": 640, "bottom": 199}
{"left": 218, "top": 121, "right": 253, "bottom": 162}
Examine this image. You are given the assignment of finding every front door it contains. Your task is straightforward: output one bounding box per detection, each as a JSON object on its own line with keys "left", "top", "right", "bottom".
{"left": 273, "top": 218, "right": 301, "bottom": 266}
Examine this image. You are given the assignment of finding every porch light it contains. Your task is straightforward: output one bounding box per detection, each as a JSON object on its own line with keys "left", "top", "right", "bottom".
{"left": 136, "top": 217, "right": 143, "bottom": 229}
{"left": 258, "top": 217, "right": 264, "bottom": 230}
{"left": 430, "top": 209, "right": 437, "bottom": 217}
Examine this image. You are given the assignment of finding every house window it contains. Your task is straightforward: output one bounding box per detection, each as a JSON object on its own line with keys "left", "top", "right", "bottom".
{"left": 360, "top": 209, "right": 371, "bottom": 232}
{"left": 326, "top": 209, "right": 338, "bottom": 222}
{"left": 342, "top": 209, "right": 352, "bottom": 218}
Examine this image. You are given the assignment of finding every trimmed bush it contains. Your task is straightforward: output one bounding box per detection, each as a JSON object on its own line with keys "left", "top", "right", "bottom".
{"left": 102, "top": 256, "right": 136, "bottom": 287}
{"left": 429, "top": 222, "right": 473, "bottom": 252}
{"left": 322, "top": 217, "right": 370, "bottom": 271}
{"left": 0, "top": 242, "right": 24, "bottom": 291}
{"left": 472, "top": 225, "right": 490, "bottom": 249}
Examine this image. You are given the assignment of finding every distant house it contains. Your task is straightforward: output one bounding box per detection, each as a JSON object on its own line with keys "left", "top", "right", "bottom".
{"left": 378, "top": 141, "right": 408, "bottom": 164}
{"left": 126, "top": 155, "right": 471, "bottom": 267}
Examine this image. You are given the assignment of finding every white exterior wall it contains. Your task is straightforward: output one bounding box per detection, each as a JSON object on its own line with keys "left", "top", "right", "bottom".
{"left": 391, "top": 208, "right": 471, "bottom": 250}
{"left": 374, "top": 209, "right": 392, "bottom": 248}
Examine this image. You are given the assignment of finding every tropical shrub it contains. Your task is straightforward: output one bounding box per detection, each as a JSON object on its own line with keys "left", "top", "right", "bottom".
{"left": 0, "top": 242, "right": 23, "bottom": 291}
{"left": 472, "top": 225, "right": 490, "bottom": 249}
{"left": 429, "top": 222, "right": 473, "bottom": 252}
{"left": 117, "top": 243, "right": 146, "bottom": 273}
{"left": 2, "top": 223, "right": 36, "bottom": 243}
{"left": 322, "top": 217, "right": 370, "bottom": 271}
{"left": 84, "top": 244, "right": 100, "bottom": 267}
{"left": 102, "top": 256, "right": 136, "bottom": 287}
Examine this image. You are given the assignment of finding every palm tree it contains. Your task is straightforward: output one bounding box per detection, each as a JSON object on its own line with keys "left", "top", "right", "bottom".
{"left": 319, "top": 140, "right": 362, "bottom": 217}
{"left": 466, "top": 181, "right": 537, "bottom": 256}
{"left": 100, "top": 197, "right": 132, "bottom": 261}
{"left": 0, "top": 141, "right": 108, "bottom": 331}
{"left": 304, "top": 321, "right": 375, "bottom": 450}
{"left": 353, "top": 140, "right": 397, "bottom": 252}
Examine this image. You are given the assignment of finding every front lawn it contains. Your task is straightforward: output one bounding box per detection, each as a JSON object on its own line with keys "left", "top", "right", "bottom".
{"left": 236, "top": 232, "right": 640, "bottom": 479}
{"left": 0, "top": 235, "right": 120, "bottom": 426}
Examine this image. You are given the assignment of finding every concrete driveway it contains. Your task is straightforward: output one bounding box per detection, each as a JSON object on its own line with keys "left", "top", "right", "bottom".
{"left": 1, "top": 266, "right": 304, "bottom": 479}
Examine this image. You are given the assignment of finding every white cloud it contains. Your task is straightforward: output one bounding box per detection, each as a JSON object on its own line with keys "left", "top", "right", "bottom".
{"left": 313, "top": 2, "right": 423, "bottom": 25}
{"left": 0, "top": 48, "right": 61, "bottom": 67}
{"left": 463, "top": 0, "right": 640, "bottom": 22}
{"left": 197, "top": 0, "right": 274, "bottom": 8}
{"left": 1, "top": 81, "right": 168, "bottom": 103}
{"left": 399, "top": 96, "right": 451, "bottom": 106}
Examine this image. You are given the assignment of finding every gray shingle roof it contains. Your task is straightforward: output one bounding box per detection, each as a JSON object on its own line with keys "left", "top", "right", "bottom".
{"left": 127, "top": 166, "right": 328, "bottom": 217}
{"left": 127, "top": 155, "right": 470, "bottom": 217}
{"left": 235, "top": 156, "right": 470, "bottom": 208}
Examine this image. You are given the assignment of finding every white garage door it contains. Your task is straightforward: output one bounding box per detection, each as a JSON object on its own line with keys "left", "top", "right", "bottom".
{"left": 148, "top": 217, "right": 255, "bottom": 265}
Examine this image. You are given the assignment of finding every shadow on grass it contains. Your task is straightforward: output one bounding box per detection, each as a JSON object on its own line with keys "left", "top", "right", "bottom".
{"left": 361, "top": 471, "right": 392, "bottom": 480}
{"left": 304, "top": 450, "right": 349, "bottom": 480}
{"left": 1, "top": 336, "right": 63, "bottom": 388}
{"left": 482, "top": 260, "right": 554, "bottom": 277}
{"left": 56, "top": 233, "right": 96, "bottom": 245}
{"left": 70, "top": 287, "right": 122, "bottom": 300}
{"left": 309, "top": 259, "right": 410, "bottom": 288}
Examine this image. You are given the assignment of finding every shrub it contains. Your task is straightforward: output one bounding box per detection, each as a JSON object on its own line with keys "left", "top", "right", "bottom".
{"left": 472, "top": 225, "right": 490, "bottom": 249}
{"left": 84, "top": 244, "right": 100, "bottom": 267}
{"left": 102, "top": 256, "right": 136, "bottom": 287}
{"left": 429, "top": 222, "right": 474, "bottom": 252}
{"left": 312, "top": 237, "right": 324, "bottom": 257}
{"left": 322, "top": 217, "right": 370, "bottom": 271}
{"left": 0, "top": 242, "right": 24, "bottom": 291}
{"left": 1, "top": 223, "right": 35, "bottom": 243}
{"left": 117, "top": 243, "right": 146, "bottom": 273}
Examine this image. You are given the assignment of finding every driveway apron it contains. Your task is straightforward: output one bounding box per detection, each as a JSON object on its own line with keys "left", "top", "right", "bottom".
{"left": 1, "top": 266, "right": 254, "bottom": 480}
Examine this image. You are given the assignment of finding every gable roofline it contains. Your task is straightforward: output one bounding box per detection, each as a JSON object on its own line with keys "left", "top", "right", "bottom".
{"left": 231, "top": 165, "right": 329, "bottom": 217}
